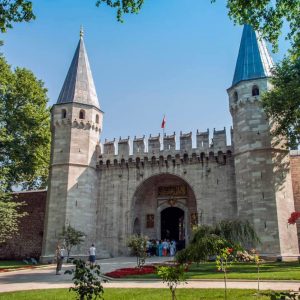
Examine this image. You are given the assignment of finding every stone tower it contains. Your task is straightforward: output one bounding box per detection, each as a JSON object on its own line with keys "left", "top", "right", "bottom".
{"left": 41, "top": 29, "right": 103, "bottom": 261}
{"left": 228, "top": 25, "right": 299, "bottom": 257}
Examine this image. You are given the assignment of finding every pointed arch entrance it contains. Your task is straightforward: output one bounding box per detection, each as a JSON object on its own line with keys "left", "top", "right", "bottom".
{"left": 131, "top": 173, "right": 198, "bottom": 245}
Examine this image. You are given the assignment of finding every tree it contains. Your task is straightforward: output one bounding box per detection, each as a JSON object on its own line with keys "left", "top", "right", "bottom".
{"left": 65, "top": 259, "right": 105, "bottom": 300}
{"left": 60, "top": 225, "right": 85, "bottom": 261}
{"left": 216, "top": 247, "right": 235, "bottom": 300}
{"left": 262, "top": 57, "right": 300, "bottom": 149}
{"left": 175, "top": 225, "right": 228, "bottom": 264}
{"left": 127, "top": 234, "right": 147, "bottom": 268}
{"left": 214, "top": 219, "right": 260, "bottom": 248}
{"left": 0, "top": 191, "right": 27, "bottom": 243}
{"left": 157, "top": 264, "right": 186, "bottom": 300}
{"left": 0, "top": 0, "right": 35, "bottom": 32}
{"left": 175, "top": 220, "right": 259, "bottom": 264}
{"left": 0, "top": 55, "right": 51, "bottom": 191}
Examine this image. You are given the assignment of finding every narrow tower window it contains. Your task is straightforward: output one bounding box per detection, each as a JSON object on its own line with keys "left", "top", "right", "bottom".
{"left": 96, "top": 114, "right": 99, "bottom": 124}
{"left": 252, "top": 85, "right": 259, "bottom": 96}
{"left": 79, "top": 109, "right": 85, "bottom": 119}
{"left": 233, "top": 91, "right": 238, "bottom": 103}
{"left": 61, "top": 109, "right": 67, "bottom": 119}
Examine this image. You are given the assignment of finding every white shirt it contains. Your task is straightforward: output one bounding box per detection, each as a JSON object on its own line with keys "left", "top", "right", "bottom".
{"left": 89, "top": 246, "right": 96, "bottom": 256}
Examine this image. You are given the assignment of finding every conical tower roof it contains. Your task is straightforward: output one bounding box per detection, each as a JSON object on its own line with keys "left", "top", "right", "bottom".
{"left": 57, "top": 29, "right": 100, "bottom": 109}
{"left": 232, "top": 25, "right": 274, "bottom": 86}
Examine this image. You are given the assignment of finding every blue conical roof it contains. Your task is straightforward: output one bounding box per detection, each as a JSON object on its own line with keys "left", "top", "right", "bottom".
{"left": 57, "top": 32, "right": 100, "bottom": 109}
{"left": 232, "top": 25, "right": 274, "bottom": 86}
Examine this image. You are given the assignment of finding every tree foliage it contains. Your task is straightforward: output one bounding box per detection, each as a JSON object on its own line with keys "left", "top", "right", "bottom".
{"left": 262, "top": 56, "right": 300, "bottom": 148}
{"left": 215, "top": 219, "right": 260, "bottom": 247}
{"left": 216, "top": 0, "right": 300, "bottom": 58}
{"left": 96, "top": 0, "right": 144, "bottom": 22}
{"left": 157, "top": 264, "right": 186, "bottom": 300}
{"left": 0, "top": 191, "right": 27, "bottom": 243}
{"left": 65, "top": 259, "right": 105, "bottom": 300}
{"left": 60, "top": 225, "right": 85, "bottom": 261}
{"left": 0, "top": 0, "right": 35, "bottom": 32}
{"left": 127, "top": 234, "right": 147, "bottom": 268}
{"left": 0, "top": 55, "right": 50, "bottom": 191}
{"left": 176, "top": 220, "right": 259, "bottom": 264}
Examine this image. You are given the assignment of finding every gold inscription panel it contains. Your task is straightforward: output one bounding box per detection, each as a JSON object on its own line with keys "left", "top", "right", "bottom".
{"left": 157, "top": 185, "right": 187, "bottom": 197}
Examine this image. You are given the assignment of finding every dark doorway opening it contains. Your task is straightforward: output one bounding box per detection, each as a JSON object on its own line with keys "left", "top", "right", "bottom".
{"left": 161, "top": 207, "right": 184, "bottom": 243}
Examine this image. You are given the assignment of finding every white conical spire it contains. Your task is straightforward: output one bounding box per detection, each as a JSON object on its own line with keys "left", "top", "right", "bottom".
{"left": 57, "top": 28, "right": 100, "bottom": 109}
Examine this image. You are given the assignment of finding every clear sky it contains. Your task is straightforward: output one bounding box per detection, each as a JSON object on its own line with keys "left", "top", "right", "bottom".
{"left": 2, "top": 0, "right": 289, "bottom": 146}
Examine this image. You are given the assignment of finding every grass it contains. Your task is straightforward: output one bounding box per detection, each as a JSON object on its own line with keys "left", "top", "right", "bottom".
{"left": 0, "top": 288, "right": 272, "bottom": 300}
{"left": 0, "top": 261, "right": 31, "bottom": 270}
{"left": 124, "top": 261, "right": 300, "bottom": 280}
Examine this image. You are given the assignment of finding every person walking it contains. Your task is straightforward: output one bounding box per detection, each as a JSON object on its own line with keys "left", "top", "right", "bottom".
{"left": 89, "top": 244, "right": 96, "bottom": 267}
{"left": 55, "top": 244, "right": 65, "bottom": 275}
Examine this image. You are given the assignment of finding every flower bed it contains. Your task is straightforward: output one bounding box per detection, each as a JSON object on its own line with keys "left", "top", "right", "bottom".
{"left": 105, "top": 266, "right": 156, "bottom": 278}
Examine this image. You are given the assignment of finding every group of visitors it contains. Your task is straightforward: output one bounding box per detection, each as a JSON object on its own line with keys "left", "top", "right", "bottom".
{"left": 146, "top": 239, "right": 177, "bottom": 257}
{"left": 55, "top": 243, "right": 96, "bottom": 275}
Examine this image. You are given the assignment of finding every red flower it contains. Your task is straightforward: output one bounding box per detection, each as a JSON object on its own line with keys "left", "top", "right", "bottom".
{"left": 288, "top": 212, "right": 300, "bottom": 225}
{"left": 105, "top": 266, "right": 156, "bottom": 278}
{"left": 227, "top": 248, "right": 234, "bottom": 254}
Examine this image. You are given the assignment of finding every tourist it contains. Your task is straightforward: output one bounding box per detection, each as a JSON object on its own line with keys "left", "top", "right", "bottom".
{"left": 146, "top": 239, "right": 152, "bottom": 256}
{"left": 162, "top": 239, "right": 168, "bottom": 256}
{"left": 158, "top": 240, "right": 163, "bottom": 257}
{"left": 170, "top": 240, "right": 176, "bottom": 257}
{"left": 89, "top": 244, "right": 96, "bottom": 267}
{"left": 156, "top": 240, "right": 160, "bottom": 256}
{"left": 55, "top": 244, "right": 65, "bottom": 275}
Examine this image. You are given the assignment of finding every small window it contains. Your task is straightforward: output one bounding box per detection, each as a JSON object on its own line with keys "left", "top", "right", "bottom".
{"left": 252, "top": 85, "right": 259, "bottom": 96}
{"left": 61, "top": 109, "right": 67, "bottom": 119}
{"left": 233, "top": 91, "right": 238, "bottom": 103}
{"left": 95, "top": 114, "right": 99, "bottom": 124}
{"left": 79, "top": 109, "right": 85, "bottom": 119}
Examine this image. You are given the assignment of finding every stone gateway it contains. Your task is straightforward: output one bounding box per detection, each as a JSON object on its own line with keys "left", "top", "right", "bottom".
{"left": 40, "top": 25, "right": 299, "bottom": 262}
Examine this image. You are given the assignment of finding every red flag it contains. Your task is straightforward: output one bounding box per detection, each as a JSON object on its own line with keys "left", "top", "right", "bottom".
{"left": 161, "top": 115, "right": 166, "bottom": 129}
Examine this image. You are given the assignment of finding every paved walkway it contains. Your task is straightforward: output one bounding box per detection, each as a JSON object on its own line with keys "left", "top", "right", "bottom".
{"left": 0, "top": 257, "right": 299, "bottom": 293}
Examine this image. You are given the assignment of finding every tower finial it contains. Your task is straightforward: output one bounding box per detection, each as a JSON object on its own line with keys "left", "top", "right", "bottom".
{"left": 80, "top": 25, "right": 84, "bottom": 39}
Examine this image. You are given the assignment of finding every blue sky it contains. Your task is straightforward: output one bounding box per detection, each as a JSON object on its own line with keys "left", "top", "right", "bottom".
{"left": 1, "top": 0, "right": 290, "bottom": 146}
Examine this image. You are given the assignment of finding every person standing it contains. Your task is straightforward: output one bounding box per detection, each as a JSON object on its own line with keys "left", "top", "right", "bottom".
{"left": 89, "top": 244, "right": 96, "bottom": 267}
{"left": 55, "top": 244, "right": 65, "bottom": 275}
{"left": 158, "top": 240, "right": 163, "bottom": 257}
{"left": 170, "top": 240, "right": 176, "bottom": 257}
{"left": 162, "top": 239, "right": 168, "bottom": 257}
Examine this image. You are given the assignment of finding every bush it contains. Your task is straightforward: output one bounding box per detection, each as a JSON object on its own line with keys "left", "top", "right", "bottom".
{"left": 127, "top": 235, "right": 147, "bottom": 268}
{"left": 65, "top": 259, "right": 105, "bottom": 300}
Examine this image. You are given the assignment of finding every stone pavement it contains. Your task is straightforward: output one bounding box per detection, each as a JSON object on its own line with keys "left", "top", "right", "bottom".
{"left": 0, "top": 257, "right": 299, "bottom": 293}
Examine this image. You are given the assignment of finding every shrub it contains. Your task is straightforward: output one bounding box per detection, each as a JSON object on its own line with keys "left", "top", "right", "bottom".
{"left": 65, "top": 259, "right": 105, "bottom": 300}
{"left": 127, "top": 235, "right": 147, "bottom": 268}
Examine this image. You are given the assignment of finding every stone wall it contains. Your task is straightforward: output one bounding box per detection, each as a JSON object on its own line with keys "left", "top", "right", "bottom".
{"left": 97, "top": 150, "right": 237, "bottom": 257}
{"left": 0, "top": 190, "right": 47, "bottom": 260}
{"left": 290, "top": 151, "right": 300, "bottom": 248}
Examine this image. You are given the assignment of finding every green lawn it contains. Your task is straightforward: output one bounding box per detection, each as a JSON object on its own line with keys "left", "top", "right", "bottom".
{"left": 124, "top": 262, "right": 300, "bottom": 280}
{"left": 0, "top": 261, "right": 31, "bottom": 270}
{"left": 0, "top": 288, "right": 272, "bottom": 300}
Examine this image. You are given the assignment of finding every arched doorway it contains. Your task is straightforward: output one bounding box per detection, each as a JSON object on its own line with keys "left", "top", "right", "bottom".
{"left": 131, "top": 173, "right": 198, "bottom": 245}
{"left": 161, "top": 207, "right": 184, "bottom": 241}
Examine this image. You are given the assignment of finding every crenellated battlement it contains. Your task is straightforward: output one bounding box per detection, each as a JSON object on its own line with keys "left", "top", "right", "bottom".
{"left": 99, "top": 128, "right": 233, "bottom": 166}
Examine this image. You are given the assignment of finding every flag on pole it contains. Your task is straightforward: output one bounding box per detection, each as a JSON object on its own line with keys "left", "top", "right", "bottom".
{"left": 161, "top": 115, "right": 166, "bottom": 129}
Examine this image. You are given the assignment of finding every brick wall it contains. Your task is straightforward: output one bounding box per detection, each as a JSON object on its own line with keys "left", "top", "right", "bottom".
{"left": 290, "top": 152, "right": 300, "bottom": 248}
{"left": 0, "top": 190, "right": 47, "bottom": 260}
